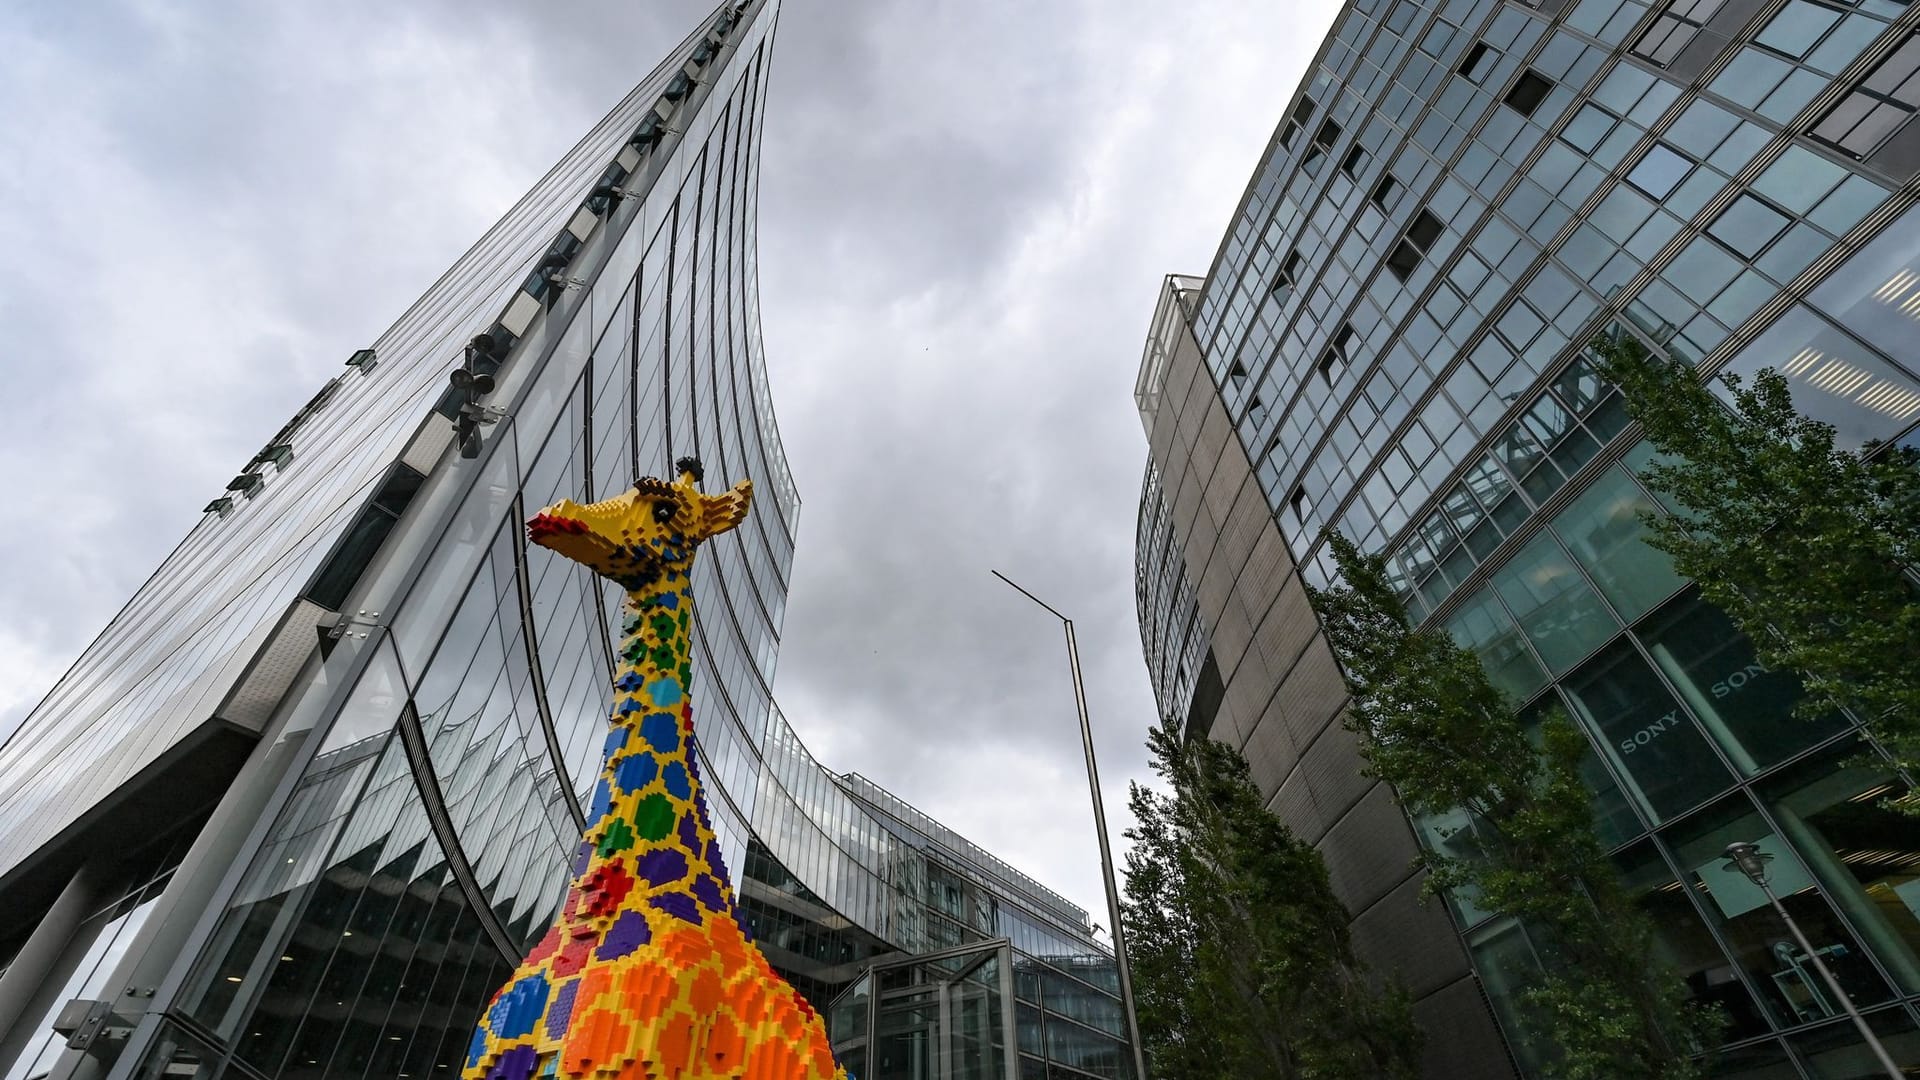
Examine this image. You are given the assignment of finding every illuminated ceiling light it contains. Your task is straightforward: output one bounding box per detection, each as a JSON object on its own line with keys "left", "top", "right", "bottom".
{"left": 1782, "top": 347, "right": 1823, "bottom": 376}
{"left": 1873, "top": 268, "right": 1917, "bottom": 303}
{"left": 1900, "top": 291, "right": 1920, "bottom": 319}
{"left": 225, "top": 975, "right": 243, "bottom": 983}
{"left": 1807, "top": 358, "right": 1869, "bottom": 394}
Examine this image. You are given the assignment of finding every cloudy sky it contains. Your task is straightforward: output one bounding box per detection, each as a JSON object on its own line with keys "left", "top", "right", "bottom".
{"left": 0, "top": 0, "right": 1339, "bottom": 923}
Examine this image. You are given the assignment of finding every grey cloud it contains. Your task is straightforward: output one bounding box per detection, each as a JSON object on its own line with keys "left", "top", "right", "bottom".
{"left": 0, "top": 0, "right": 1343, "bottom": 916}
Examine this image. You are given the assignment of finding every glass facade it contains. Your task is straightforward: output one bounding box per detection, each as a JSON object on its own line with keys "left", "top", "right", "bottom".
{"left": 1138, "top": 0, "right": 1920, "bottom": 1075}
{"left": 1, "top": 4, "right": 1132, "bottom": 1080}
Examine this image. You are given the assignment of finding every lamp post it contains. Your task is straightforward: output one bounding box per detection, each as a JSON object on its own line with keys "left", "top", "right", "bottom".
{"left": 992, "top": 571, "right": 1149, "bottom": 1080}
{"left": 1722, "top": 842, "right": 1902, "bottom": 1078}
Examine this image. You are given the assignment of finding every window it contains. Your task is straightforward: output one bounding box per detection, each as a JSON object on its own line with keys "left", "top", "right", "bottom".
{"left": 1563, "top": 639, "right": 1734, "bottom": 821}
{"left": 1626, "top": 144, "right": 1692, "bottom": 199}
{"left": 1247, "top": 395, "right": 1267, "bottom": 423}
{"left": 1305, "top": 119, "right": 1343, "bottom": 173}
{"left": 345, "top": 347, "right": 377, "bottom": 371}
{"left": 1708, "top": 193, "right": 1791, "bottom": 259}
{"left": 1386, "top": 208, "right": 1445, "bottom": 282}
{"left": 1370, "top": 173, "right": 1401, "bottom": 211}
{"left": 1489, "top": 532, "right": 1616, "bottom": 674}
{"left": 1279, "top": 94, "right": 1318, "bottom": 149}
{"left": 1550, "top": 467, "right": 1684, "bottom": 622}
{"left": 1503, "top": 69, "right": 1553, "bottom": 117}
{"left": 1288, "top": 486, "right": 1310, "bottom": 525}
{"left": 305, "top": 464, "right": 427, "bottom": 610}
{"left": 1665, "top": 792, "right": 1892, "bottom": 1025}
{"left": 1640, "top": 595, "right": 1848, "bottom": 772}
{"left": 1340, "top": 144, "right": 1368, "bottom": 179}
{"left": 1273, "top": 250, "right": 1303, "bottom": 297}
{"left": 1320, "top": 325, "right": 1356, "bottom": 386}
{"left": 1812, "top": 34, "right": 1920, "bottom": 158}
{"left": 1458, "top": 41, "right": 1495, "bottom": 84}
{"left": 1228, "top": 359, "right": 1249, "bottom": 387}
{"left": 1633, "top": 0, "right": 1728, "bottom": 67}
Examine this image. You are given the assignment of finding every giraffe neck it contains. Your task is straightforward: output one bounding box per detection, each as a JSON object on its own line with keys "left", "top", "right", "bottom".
{"left": 571, "top": 563, "right": 734, "bottom": 926}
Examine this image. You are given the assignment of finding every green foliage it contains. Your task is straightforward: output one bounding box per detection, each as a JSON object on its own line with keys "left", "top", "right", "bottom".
{"left": 1309, "top": 534, "right": 1716, "bottom": 1079}
{"left": 1590, "top": 333, "right": 1920, "bottom": 773}
{"left": 1122, "top": 722, "right": 1423, "bottom": 1080}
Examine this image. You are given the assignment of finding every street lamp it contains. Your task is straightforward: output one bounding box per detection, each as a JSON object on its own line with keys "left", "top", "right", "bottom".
{"left": 993, "top": 571, "right": 1149, "bottom": 1080}
{"left": 1722, "top": 842, "right": 1902, "bottom": 1079}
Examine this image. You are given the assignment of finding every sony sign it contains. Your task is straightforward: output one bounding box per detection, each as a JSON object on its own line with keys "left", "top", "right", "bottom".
{"left": 1619, "top": 661, "right": 1769, "bottom": 754}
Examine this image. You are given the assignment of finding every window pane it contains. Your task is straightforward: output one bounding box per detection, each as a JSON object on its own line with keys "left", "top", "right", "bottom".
{"left": 1639, "top": 594, "right": 1849, "bottom": 773}
{"left": 1490, "top": 533, "right": 1619, "bottom": 673}
{"left": 1666, "top": 792, "right": 1894, "bottom": 1029}
{"left": 1563, "top": 638, "right": 1733, "bottom": 821}
{"left": 1446, "top": 586, "right": 1550, "bottom": 700}
{"left": 1718, "top": 303, "right": 1920, "bottom": 449}
{"left": 1760, "top": 743, "right": 1920, "bottom": 995}
{"left": 1615, "top": 840, "right": 1771, "bottom": 1039}
{"left": 1709, "top": 194, "right": 1791, "bottom": 260}
{"left": 1551, "top": 466, "right": 1685, "bottom": 622}
{"left": 1627, "top": 143, "right": 1692, "bottom": 199}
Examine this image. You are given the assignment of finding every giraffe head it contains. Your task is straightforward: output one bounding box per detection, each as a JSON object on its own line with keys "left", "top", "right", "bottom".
{"left": 527, "top": 456, "right": 752, "bottom": 591}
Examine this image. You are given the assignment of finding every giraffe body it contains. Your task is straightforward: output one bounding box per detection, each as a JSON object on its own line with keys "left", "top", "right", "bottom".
{"left": 463, "top": 462, "right": 846, "bottom": 1080}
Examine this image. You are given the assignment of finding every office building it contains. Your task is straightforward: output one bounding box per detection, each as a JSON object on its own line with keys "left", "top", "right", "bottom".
{"left": 0, "top": 4, "right": 1128, "bottom": 1079}
{"left": 1135, "top": 1, "right": 1920, "bottom": 1076}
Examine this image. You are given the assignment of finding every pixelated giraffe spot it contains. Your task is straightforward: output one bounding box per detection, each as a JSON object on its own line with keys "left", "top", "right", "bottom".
{"left": 580, "top": 860, "right": 635, "bottom": 918}
{"left": 635, "top": 847, "right": 689, "bottom": 888}
{"left": 639, "top": 713, "right": 680, "bottom": 754}
{"left": 595, "top": 817, "right": 636, "bottom": 858}
{"left": 662, "top": 761, "right": 691, "bottom": 800}
{"left": 485, "top": 974, "right": 550, "bottom": 1040}
{"left": 595, "top": 909, "right": 651, "bottom": 961}
{"left": 612, "top": 752, "right": 658, "bottom": 794}
{"left": 646, "top": 677, "right": 683, "bottom": 707}
{"left": 559, "top": 1006, "right": 630, "bottom": 1077}
{"left": 745, "top": 1034, "right": 800, "bottom": 1080}
{"left": 688, "top": 966, "right": 724, "bottom": 1016}
{"left": 482, "top": 1044, "right": 539, "bottom": 1080}
{"left": 632, "top": 793, "right": 675, "bottom": 842}
{"left": 704, "top": 1011, "right": 745, "bottom": 1073}
{"left": 650, "top": 891, "right": 703, "bottom": 926}
{"left": 544, "top": 977, "right": 581, "bottom": 1042}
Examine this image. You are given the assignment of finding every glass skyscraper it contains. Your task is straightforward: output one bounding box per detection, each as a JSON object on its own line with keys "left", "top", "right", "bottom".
{"left": 0, "top": 5, "right": 1129, "bottom": 1080}
{"left": 1136, "top": 0, "right": 1920, "bottom": 1076}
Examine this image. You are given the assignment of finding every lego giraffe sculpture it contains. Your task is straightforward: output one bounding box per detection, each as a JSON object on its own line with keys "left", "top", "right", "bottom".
{"left": 463, "top": 458, "right": 846, "bottom": 1080}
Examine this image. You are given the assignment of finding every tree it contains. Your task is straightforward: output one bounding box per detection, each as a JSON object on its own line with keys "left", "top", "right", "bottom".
{"left": 1589, "top": 332, "right": 1920, "bottom": 770}
{"left": 1308, "top": 533, "right": 1715, "bottom": 1079}
{"left": 1121, "top": 721, "right": 1422, "bottom": 1080}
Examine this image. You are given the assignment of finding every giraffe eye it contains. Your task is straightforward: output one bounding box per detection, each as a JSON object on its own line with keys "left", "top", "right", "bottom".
{"left": 652, "top": 500, "right": 678, "bottom": 523}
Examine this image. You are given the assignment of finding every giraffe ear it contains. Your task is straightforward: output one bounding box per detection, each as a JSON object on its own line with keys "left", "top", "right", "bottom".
{"left": 695, "top": 479, "right": 752, "bottom": 541}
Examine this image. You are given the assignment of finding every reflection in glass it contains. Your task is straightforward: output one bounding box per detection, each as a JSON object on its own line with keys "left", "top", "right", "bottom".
{"left": 1563, "top": 639, "right": 1732, "bottom": 822}
{"left": 1614, "top": 840, "right": 1770, "bottom": 1040}
{"left": 1446, "top": 587, "right": 1549, "bottom": 701}
{"left": 1490, "top": 533, "right": 1619, "bottom": 674}
{"left": 1639, "top": 594, "right": 1848, "bottom": 774}
{"left": 1760, "top": 744, "right": 1920, "bottom": 994}
{"left": 1666, "top": 793, "right": 1891, "bottom": 1029}
{"left": 1716, "top": 304, "right": 1920, "bottom": 449}
{"left": 1522, "top": 698, "right": 1642, "bottom": 848}
{"left": 1466, "top": 917, "right": 1555, "bottom": 1076}
{"left": 1550, "top": 466, "right": 1684, "bottom": 623}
